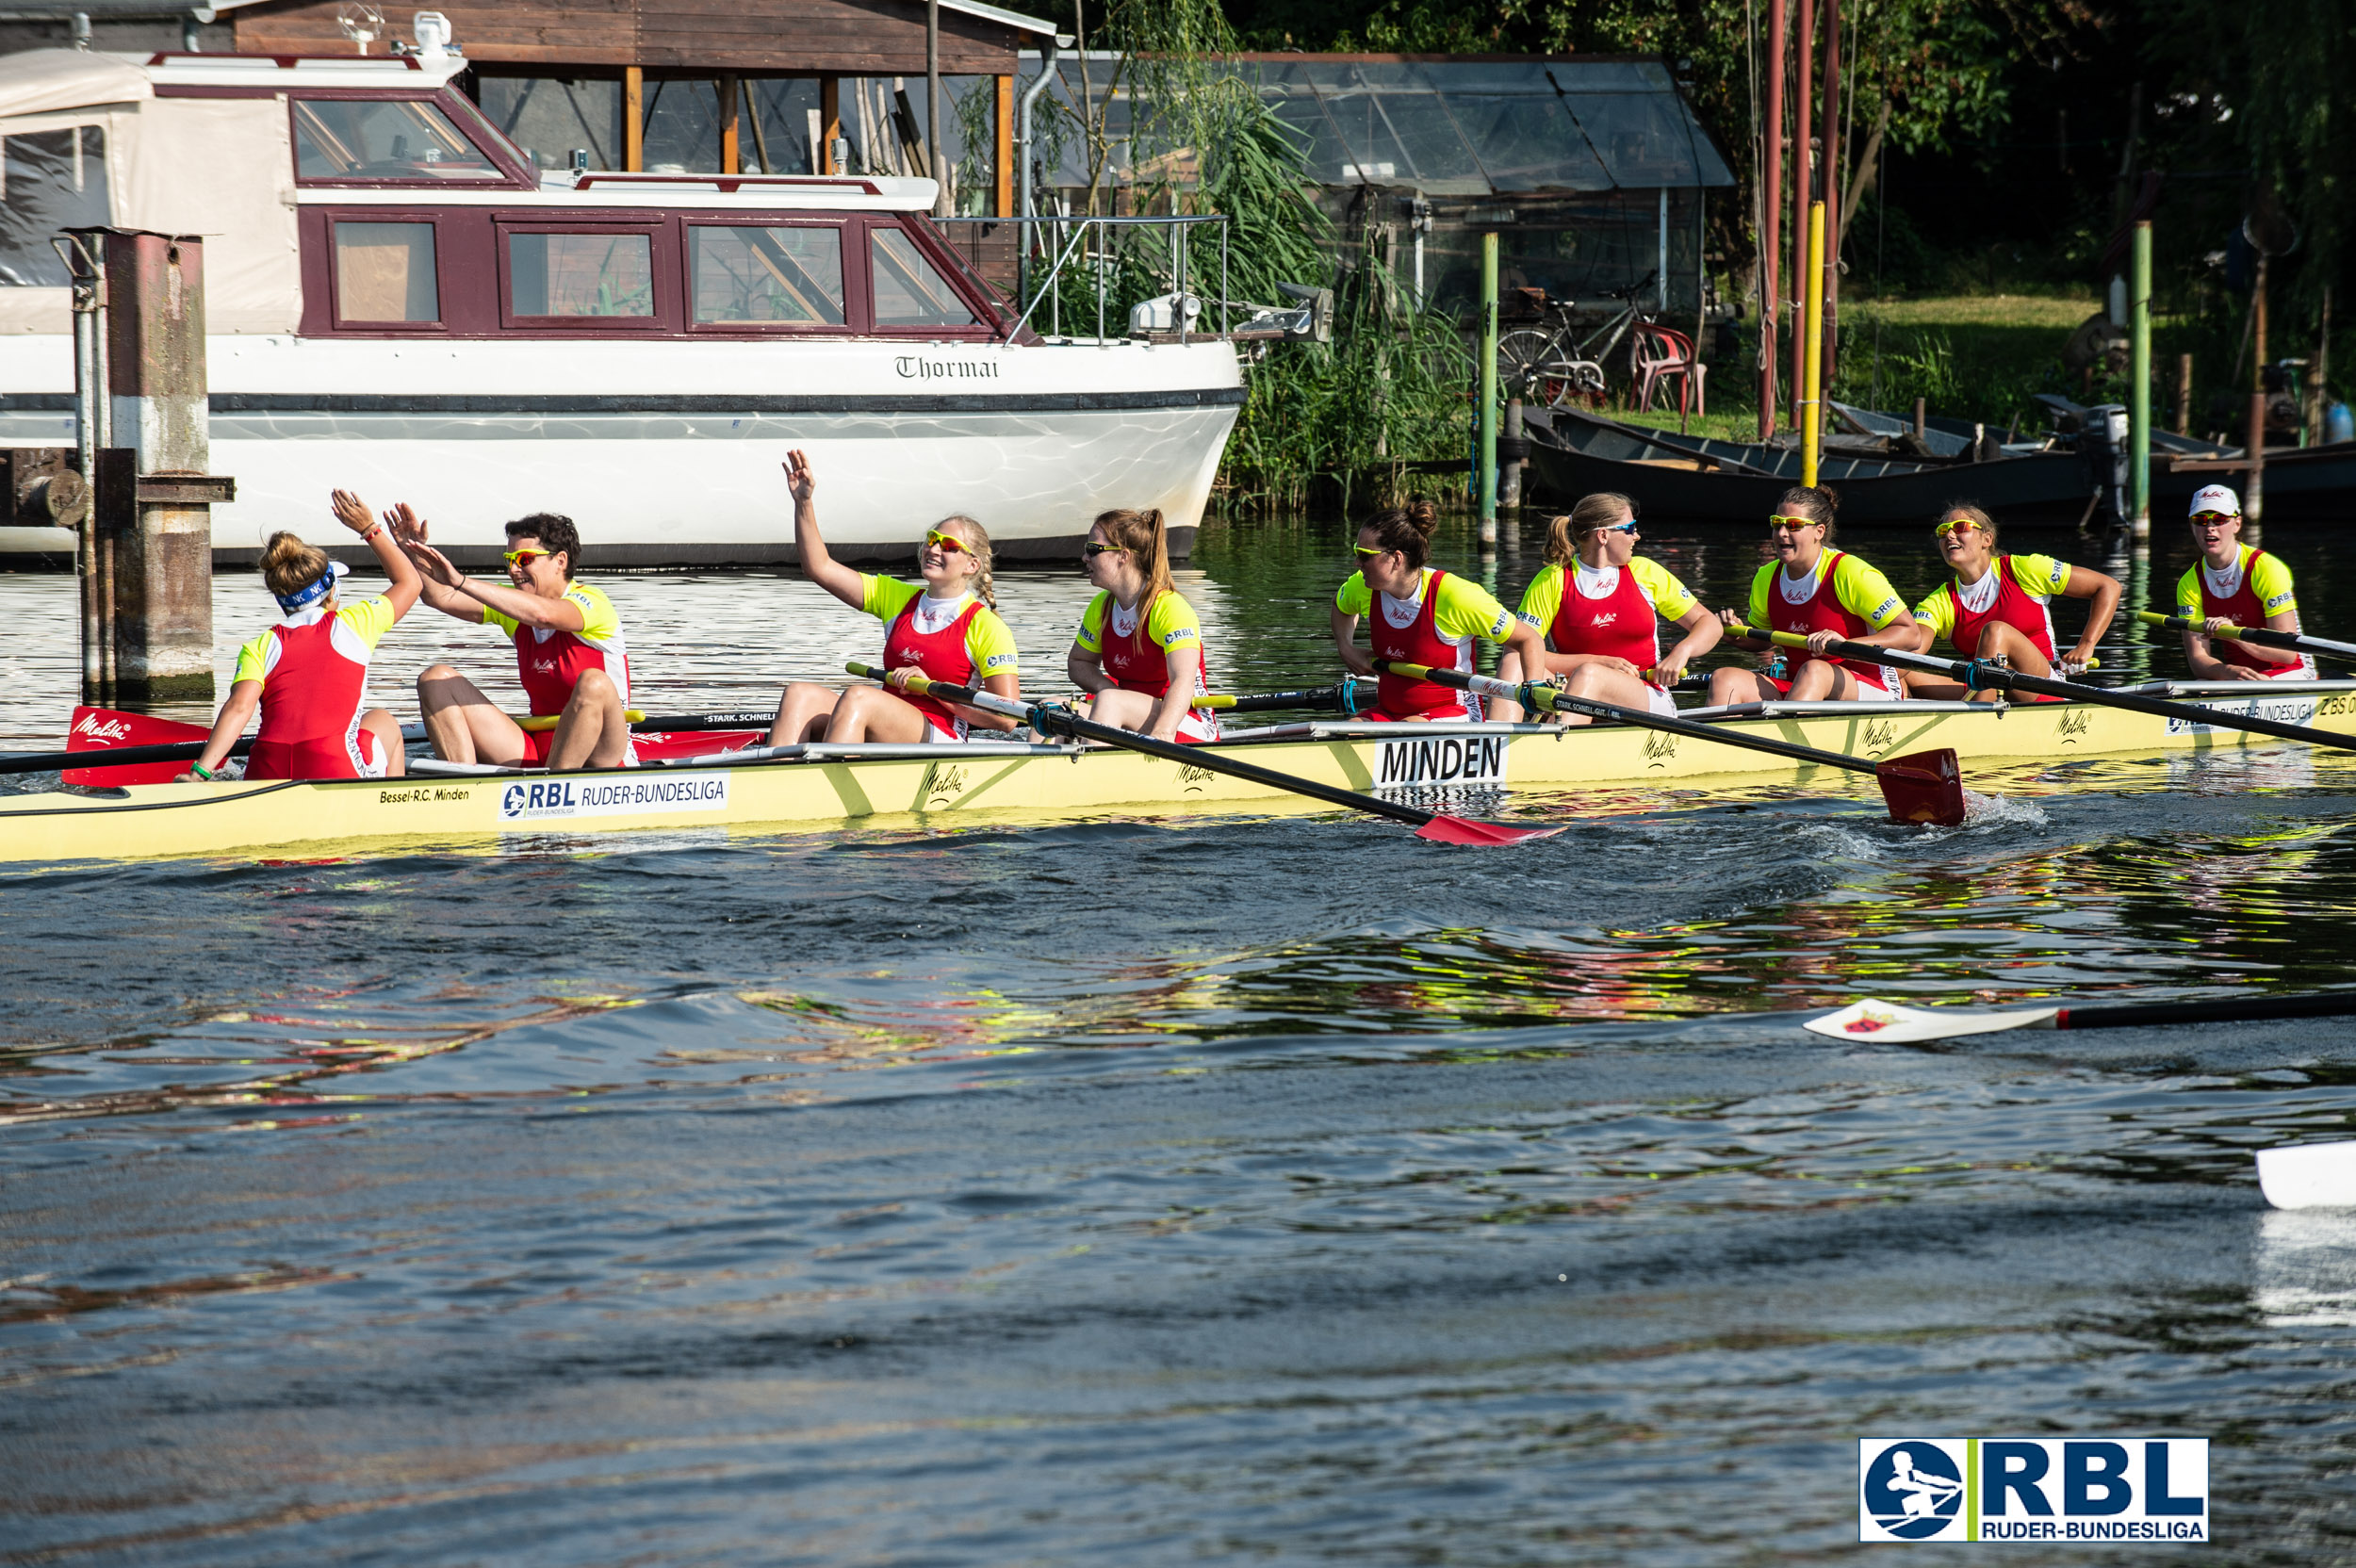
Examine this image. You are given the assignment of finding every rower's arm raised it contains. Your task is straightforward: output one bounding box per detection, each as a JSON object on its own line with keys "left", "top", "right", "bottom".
{"left": 783, "top": 449, "right": 865, "bottom": 611}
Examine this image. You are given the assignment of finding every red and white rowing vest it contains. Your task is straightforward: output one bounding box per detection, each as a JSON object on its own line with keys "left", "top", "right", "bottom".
{"left": 2195, "top": 547, "right": 2312, "bottom": 677}
{"left": 885, "top": 595, "right": 984, "bottom": 736}
{"left": 1548, "top": 563, "right": 1661, "bottom": 679}
{"left": 1372, "top": 569, "right": 1477, "bottom": 719}
{"left": 1102, "top": 596, "right": 1213, "bottom": 703}
{"left": 246, "top": 614, "right": 377, "bottom": 780}
{"left": 1770, "top": 550, "right": 1890, "bottom": 691}
{"left": 512, "top": 623, "right": 630, "bottom": 717}
{"left": 1944, "top": 555, "right": 2059, "bottom": 662}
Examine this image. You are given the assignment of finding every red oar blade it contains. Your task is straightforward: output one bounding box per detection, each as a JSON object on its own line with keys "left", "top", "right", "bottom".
{"left": 1414, "top": 814, "right": 1562, "bottom": 846}
{"left": 631, "top": 728, "right": 763, "bottom": 761}
{"left": 1873, "top": 747, "right": 1968, "bottom": 827}
{"left": 62, "top": 706, "right": 210, "bottom": 785}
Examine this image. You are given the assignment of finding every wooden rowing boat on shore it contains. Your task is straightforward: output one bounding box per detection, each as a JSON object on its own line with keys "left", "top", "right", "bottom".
{"left": 3, "top": 680, "right": 2352, "bottom": 863}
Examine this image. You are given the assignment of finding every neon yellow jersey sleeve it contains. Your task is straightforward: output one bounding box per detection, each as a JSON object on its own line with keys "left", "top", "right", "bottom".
{"left": 1146, "top": 591, "right": 1203, "bottom": 651}
{"left": 482, "top": 581, "right": 617, "bottom": 641}
{"left": 1515, "top": 564, "right": 1565, "bottom": 629}
{"left": 860, "top": 574, "right": 924, "bottom": 624}
{"left": 2250, "top": 547, "right": 2298, "bottom": 616}
{"left": 335, "top": 595, "right": 398, "bottom": 650}
{"left": 1074, "top": 590, "right": 1113, "bottom": 654}
{"left": 2174, "top": 564, "right": 2202, "bottom": 621}
{"left": 1829, "top": 553, "right": 1907, "bottom": 630}
{"left": 1432, "top": 572, "right": 1514, "bottom": 643}
{"left": 1911, "top": 583, "right": 1959, "bottom": 644}
{"left": 480, "top": 602, "right": 518, "bottom": 636}
{"left": 1747, "top": 562, "right": 1776, "bottom": 632}
{"left": 1334, "top": 571, "right": 1370, "bottom": 617}
{"left": 2007, "top": 554, "right": 2071, "bottom": 598}
{"left": 965, "top": 606, "right": 1020, "bottom": 678}
{"left": 231, "top": 630, "right": 276, "bottom": 689}
{"left": 1628, "top": 557, "right": 1696, "bottom": 620}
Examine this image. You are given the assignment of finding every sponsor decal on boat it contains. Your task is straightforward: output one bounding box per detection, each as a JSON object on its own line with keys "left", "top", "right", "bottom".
{"left": 1858, "top": 1438, "right": 2208, "bottom": 1544}
{"left": 2166, "top": 696, "right": 2317, "bottom": 734}
{"left": 894, "top": 355, "right": 1001, "bottom": 380}
{"left": 1375, "top": 734, "right": 1508, "bottom": 789}
{"left": 2057, "top": 708, "right": 2095, "bottom": 742}
{"left": 73, "top": 712, "right": 133, "bottom": 743}
{"left": 498, "top": 775, "right": 729, "bottom": 823}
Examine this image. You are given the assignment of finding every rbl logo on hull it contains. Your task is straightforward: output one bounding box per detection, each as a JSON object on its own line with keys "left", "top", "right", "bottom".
{"left": 1859, "top": 1438, "right": 2207, "bottom": 1544}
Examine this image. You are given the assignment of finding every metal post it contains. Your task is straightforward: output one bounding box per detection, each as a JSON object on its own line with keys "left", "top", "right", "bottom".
{"left": 2250, "top": 253, "right": 2268, "bottom": 525}
{"left": 1016, "top": 41, "right": 1062, "bottom": 310}
{"left": 926, "top": 0, "right": 943, "bottom": 216}
{"left": 1480, "top": 231, "right": 1499, "bottom": 541}
{"left": 1760, "top": 0, "right": 1785, "bottom": 440}
{"left": 1657, "top": 188, "right": 1669, "bottom": 313}
{"left": 2129, "top": 218, "right": 2151, "bottom": 535}
{"left": 1817, "top": 0, "right": 1841, "bottom": 384}
{"left": 1789, "top": 0, "right": 1814, "bottom": 430}
{"left": 1501, "top": 397, "right": 1524, "bottom": 511}
{"left": 1176, "top": 221, "right": 1187, "bottom": 346}
{"left": 59, "top": 231, "right": 108, "bottom": 700}
{"left": 1801, "top": 201, "right": 1824, "bottom": 486}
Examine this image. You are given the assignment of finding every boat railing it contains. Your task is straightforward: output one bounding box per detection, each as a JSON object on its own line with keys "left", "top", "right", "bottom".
{"left": 934, "top": 213, "right": 1234, "bottom": 344}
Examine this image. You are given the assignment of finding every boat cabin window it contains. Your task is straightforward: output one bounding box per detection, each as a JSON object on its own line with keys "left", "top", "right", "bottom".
{"left": 506, "top": 231, "right": 656, "bottom": 319}
{"left": 0, "top": 126, "right": 108, "bottom": 286}
{"left": 294, "top": 97, "right": 500, "bottom": 183}
{"left": 690, "top": 225, "right": 844, "bottom": 327}
{"left": 333, "top": 221, "right": 439, "bottom": 324}
{"left": 870, "top": 226, "right": 979, "bottom": 329}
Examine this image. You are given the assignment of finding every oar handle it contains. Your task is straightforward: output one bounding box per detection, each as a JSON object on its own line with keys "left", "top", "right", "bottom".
{"left": 843, "top": 662, "right": 1444, "bottom": 829}
{"left": 1196, "top": 682, "right": 1375, "bottom": 714}
{"left": 1726, "top": 623, "right": 2356, "bottom": 752}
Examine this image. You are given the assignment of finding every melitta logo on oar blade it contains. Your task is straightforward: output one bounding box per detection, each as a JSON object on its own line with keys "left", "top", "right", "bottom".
{"left": 63, "top": 706, "right": 214, "bottom": 785}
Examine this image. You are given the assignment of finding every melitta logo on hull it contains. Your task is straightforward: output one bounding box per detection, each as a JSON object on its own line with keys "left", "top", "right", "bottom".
{"left": 499, "top": 775, "right": 729, "bottom": 823}
{"left": 894, "top": 355, "right": 1001, "bottom": 380}
{"left": 2167, "top": 695, "right": 2316, "bottom": 735}
{"left": 1375, "top": 735, "right": 1508, "bottom": 788}
{"left": 1858, "top": 1438, "right": 2208, "bottom": 1544}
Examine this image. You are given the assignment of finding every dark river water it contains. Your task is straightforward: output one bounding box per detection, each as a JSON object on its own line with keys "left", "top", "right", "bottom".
{"left": 5, "top": 514, "right": 2356, "bottom": 1563}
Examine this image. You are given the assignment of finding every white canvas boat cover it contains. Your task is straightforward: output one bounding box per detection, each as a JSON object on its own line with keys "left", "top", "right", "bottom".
{"left": 0, "top": 50, "right": 150, "bottom": 117}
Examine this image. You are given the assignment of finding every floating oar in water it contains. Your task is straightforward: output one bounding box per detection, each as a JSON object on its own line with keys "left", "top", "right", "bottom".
{"left": 1805, "top": 988, "right": 2356, "bottom": 1043}
{"left": 1372, "top": 659, "right": 1969, "bottom": 826}
{"left": 2134, "top": 609, "right": 2356, "bottom": 667}
{"left": 843, "top": 662, "right": 1556, "bottom": 846}
{"left": 2256, "top": 1140, "right": 2356, "bottom": 1210}
{"left": 1732, "top": 623, "right": 2356, "bottom": 755}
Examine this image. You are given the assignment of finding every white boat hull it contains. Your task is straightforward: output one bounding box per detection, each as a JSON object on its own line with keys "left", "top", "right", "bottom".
{"left": 0, "top": 333, "right": 1244, "bottom": 564}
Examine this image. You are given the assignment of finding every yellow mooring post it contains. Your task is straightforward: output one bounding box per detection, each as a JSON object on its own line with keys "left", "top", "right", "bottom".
{"left": 1801, "top": 200, "right": 1825, "bottom": 487}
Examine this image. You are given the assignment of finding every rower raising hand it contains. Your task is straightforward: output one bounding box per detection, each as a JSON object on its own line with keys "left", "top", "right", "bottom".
{"left": 784, "top": 449, "right": 815, "bottom": 505}
{"left": 384, "top": 500, "right": 429, "bottom": 548}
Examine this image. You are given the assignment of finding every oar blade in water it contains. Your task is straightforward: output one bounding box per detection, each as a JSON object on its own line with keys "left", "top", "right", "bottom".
{"left": 2258, "top": 1141, "right": 2356, "bottom": 1210}
{"left": 1413, "top": 814, "right": 1562, "bottom": 846}
{"left": 1805, "top": 998, "right": 2060, "bottom": 1042}
{"left": 1874, "top": 747, "right": 1968, "bottom": 826}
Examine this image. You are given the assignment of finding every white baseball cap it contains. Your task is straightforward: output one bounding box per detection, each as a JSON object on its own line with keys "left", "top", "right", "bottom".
{"left": 2189, "top": 484, "right": 2242, "bottom": 517}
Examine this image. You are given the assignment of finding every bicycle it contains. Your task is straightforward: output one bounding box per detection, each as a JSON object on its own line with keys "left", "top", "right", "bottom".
{"left": 1497, "top": 272, "right": 1658, "bottom": 408}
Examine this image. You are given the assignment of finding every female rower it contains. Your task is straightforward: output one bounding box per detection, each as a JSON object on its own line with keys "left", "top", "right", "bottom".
{"left": 181, "top": 490, "right": 420, "bottom": 782}
{"left": 1901, "top": 502, "right": 2121, "bottom": 700}
{"left": 1067, "top": 507, "right": 1217, "bottom": 743}
{"left": 1709, "top": 486, "right": 1919, "bottom": 704}
{"left": 2176, "top": 484, "right": 2315, "bottom": 680}
{"left": 766, "top": 449, "right": 1021, "bottom": 743}
{"left": 1496, "top": 492, "right": 1719, "bottom": 723}
{"left": 1331, "top": 498, "right": 1546, "bottom": 721}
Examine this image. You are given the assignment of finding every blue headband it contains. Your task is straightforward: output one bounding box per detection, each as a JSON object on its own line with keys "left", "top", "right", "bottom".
{"left": 275, "top": 560, "right": 349, "bottom": 615}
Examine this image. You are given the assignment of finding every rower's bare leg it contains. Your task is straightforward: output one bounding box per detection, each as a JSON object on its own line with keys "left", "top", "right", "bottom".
{"left": 825, "top": 686, "right": 937, "bottom": 744}
{"left": 768, "top": 682, "right": 843, "bottom": 745}
{"left": 1972, "top": 621, "right": 2056, "bottom": 679}
{"left": 1554, "top": 662, "right": 1666, "bottom": 727}
{"left": 360, "top": 708, "right": 405, "bottom": 778}
{"left": 417, "top": 665, "right": 531, "bottom": 764}
{"left": 1083, "top": 688, "right": 1156, "bottom": 731}
{"left": 1902, "top": 670, "right": 1972, "bottom": 701}
{"left": 1488, "top": 649, "right": 1527, "bottom": 725}
{"left": 1708, "top": 666, "right": 1783, "bottom": 705}
{"left": 1785, "top": 659, "right": 1858, "bottom": 701}
{"left": 548, "top": 667, "right": 630, "bottom": 770}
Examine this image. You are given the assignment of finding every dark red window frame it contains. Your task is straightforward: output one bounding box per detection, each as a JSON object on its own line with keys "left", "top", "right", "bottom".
{"left": 494, "top": 216, "right": 675, "bottom": 334}
{"left": 680, "top": 219, "right": 856, "bottom": 336}
{"left": 288, "top": 87, "right": 539, "bottom": 190}
{"left": 320, "top": 210, "right": 449, "bottom": 331}
{"left": 859, "top": 217, "right": 1003, "bottom": 340}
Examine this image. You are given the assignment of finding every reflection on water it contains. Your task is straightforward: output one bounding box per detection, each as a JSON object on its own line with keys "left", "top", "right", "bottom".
{"left": 5, "top": 514, "right": 2356, "bottom": 1562}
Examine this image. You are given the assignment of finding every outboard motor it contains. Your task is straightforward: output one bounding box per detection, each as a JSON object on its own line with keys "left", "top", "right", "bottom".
{"left": 2080, "top": 401, "right": 2130, "bottom": 528}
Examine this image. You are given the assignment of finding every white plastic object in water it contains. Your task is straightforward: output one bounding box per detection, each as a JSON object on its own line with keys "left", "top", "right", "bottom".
{"left": 2257, "top": 1141, "right": 2356, "bottom": 1210}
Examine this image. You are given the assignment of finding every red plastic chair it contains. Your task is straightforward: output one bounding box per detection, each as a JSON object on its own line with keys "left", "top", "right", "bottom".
{"left": 1632, "top": 323, "right": 1707, "bottom": 418}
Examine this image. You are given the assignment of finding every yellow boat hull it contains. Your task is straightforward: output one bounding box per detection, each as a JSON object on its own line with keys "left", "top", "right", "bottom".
{"left": 6, "top": 687, "right": 2353, "bottom": 863}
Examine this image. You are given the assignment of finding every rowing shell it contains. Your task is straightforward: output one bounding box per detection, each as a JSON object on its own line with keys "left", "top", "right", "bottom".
{"left": 5, "top": 681, "right": 2354, "bottom": 863}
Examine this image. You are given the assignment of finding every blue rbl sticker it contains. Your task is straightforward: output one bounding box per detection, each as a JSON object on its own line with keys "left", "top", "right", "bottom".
{"left": 1859, "top": 1438, "right": 2208, "bottom": 1544}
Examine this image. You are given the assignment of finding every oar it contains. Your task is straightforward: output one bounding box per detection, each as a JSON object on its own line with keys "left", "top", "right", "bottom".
{"left": 7, "top": 732, "right": 251, "bottom": 777}
{"left": 2134, "top": 609, "right": 2356, "bottom": 666}
{"left": 1372, "top": 658, "right": 1969, "bottom": 826}
{"left": 842, "top": 662, "right": 1556, "bottom": 846}
{"left": 1731, "top": 623, "right": 2356, "bottom": 755}
{"left": 1194, "top": 681, "right": 1376, "bottom": 714}
{"left": 1806, "top": 988, "right": 2356, "bottom": 1044}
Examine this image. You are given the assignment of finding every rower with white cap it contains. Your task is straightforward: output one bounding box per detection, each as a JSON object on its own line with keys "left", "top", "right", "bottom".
{"left": 2177, "top": 484, "right": 2316, "bottom": 681}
